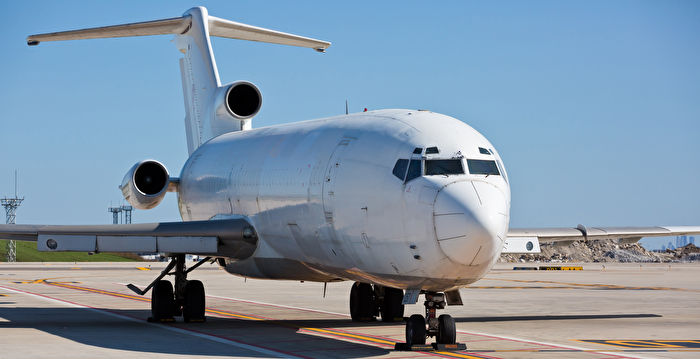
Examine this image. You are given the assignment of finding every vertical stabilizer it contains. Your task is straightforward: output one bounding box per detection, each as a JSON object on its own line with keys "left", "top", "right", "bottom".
{"left": 27, "top": 6, "right": 330, "bottom": 155}
{"left": 175, "top": 7, "right": 222, "bottom": 154}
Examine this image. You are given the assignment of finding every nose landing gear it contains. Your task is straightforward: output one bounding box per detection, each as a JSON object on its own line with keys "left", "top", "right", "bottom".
{"left": 397, "top": 292, "right": 466, "bottom": 351}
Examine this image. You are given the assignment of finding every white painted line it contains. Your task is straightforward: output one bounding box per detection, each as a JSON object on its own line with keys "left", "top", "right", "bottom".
{"left": 457, "top": 330, "right": 652, "bottom": 359}
{"left": 0, "top": 285, "right": 301, "bottom": 359}
{"left": 207, "top": 293, "right": 351, "bottom": 317}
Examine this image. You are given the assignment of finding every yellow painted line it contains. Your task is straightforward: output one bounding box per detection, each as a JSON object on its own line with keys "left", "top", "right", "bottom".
{"left": 205, "top": 308, "right": 265, "bottom": 321}
{"left": 41, "top": 280, "right": 478, "bottom": 358}
{"left": 299, "top": 327, "right": 395, "bottom": 345}
{"left": 47, "top": 282, "right": 150, "bottom": 302}
{"left": 136, "top": 267, "right": 151, "bottom": 271}
{"left": 484, "top": 278, "right": 700, "bottom": 292}
{"left": 435, "top": 351, "right": 485, "bottom": 358}
{"left": 70, "top": 267, "right": 81, "bottom": 270}
{"left": 577, "top": 339, "right": 700, "bottom": 349}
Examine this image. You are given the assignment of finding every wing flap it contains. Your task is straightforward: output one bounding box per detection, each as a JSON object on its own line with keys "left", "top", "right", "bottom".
{"left": 508, "top": 225, "right": 700, "bottom": 243}
{"left": 0, "top": 218, "right": 257, "bottom": 258}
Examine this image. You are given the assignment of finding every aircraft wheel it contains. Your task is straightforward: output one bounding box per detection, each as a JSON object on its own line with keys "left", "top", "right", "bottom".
{"left": 349, "top": 282, "right": 376, "bottom": 321}
{"left": 437, "top": 314, "right": 456, "bottom": 344}
{"left": 380, "top": 287, "right": 404, "bottom": 322}
{"left": 405, "top": 314, "right": 426, "bottom": 345}
{"left": 183, "top": 280, "right": 206, "bottom": 322}
{"left": 151, "top": 280, "right": 175, "bottom": 321}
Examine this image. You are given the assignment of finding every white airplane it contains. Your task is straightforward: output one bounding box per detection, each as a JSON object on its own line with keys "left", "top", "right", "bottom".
{"left": 3, "top": 6, "right": 699, "bottom": 349}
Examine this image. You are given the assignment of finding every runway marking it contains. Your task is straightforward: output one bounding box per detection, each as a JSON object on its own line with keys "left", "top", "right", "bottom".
{"left": 456, "top": 331, "right": 640, "bottom": 359}
{"left": 36, "top": 280, "right": 493, "bottom": 358}
{"left": 578, "top": 339, "right": 700, "bottom": 349}
{"left": 482, "top": 278, "right": 700, "bottom": 292}
{"left": 207, "top": 293, "right": 351, "bottom": 317}
{"left": 136, "top": 267, "right": 151, "bottom": 271}
{"left": 0, "top": 284, "right": 305, "bottom": 359}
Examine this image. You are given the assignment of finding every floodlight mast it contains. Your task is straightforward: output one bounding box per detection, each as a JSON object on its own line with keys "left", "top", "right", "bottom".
{"left": 2, "top": 171, "right": 24, "bottom": 262}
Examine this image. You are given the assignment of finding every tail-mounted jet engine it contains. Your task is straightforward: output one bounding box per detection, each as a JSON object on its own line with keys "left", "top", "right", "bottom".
{"left": 120, "top": 160, "right": 177, "bottom": 210}
{"left": 213, "top": 81, "right": 262, "bottom": 131}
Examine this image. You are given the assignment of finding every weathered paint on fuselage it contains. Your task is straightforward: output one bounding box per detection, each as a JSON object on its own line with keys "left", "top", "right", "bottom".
{"left": 178, "top": 109, "right": 511, "bottom": 291}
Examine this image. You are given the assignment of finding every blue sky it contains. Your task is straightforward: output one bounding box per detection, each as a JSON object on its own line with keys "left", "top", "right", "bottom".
{"left": 1, "top": 1, "right": 698, "bottom": 249}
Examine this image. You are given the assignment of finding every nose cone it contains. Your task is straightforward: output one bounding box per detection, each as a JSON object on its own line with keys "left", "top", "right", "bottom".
{"left": 433, "top": 181, "right": 508, "bottom": 266}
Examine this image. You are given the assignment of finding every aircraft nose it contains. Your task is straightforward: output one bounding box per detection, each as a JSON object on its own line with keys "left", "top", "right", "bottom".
{"left": 433, "top": 180, "right": 508, "bottom": 266}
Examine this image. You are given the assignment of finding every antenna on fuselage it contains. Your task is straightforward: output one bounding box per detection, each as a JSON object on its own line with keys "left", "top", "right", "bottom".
{"left": 345, "top": 100, "right": 348, "bottom": 115}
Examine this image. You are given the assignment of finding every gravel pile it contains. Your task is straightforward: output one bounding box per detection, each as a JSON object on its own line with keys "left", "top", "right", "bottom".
{"left": 499, "top": 242, "right": 700, "bottom": 263}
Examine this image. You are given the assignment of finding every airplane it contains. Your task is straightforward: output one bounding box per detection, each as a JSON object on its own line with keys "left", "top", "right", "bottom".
{"left": 2, "top": 6, "right": 699, "bottom": 349}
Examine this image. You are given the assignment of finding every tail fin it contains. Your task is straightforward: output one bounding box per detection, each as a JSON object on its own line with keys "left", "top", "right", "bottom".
{"left": 28, "top": 6, "right": 330, "bottom": 155}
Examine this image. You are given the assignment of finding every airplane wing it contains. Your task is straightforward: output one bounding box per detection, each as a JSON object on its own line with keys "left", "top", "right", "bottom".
{"left": 0, "top": 219, "right": 257, "bottom": 260}
{"left": 504, "top": 225, "right": 700, "bottom": 253}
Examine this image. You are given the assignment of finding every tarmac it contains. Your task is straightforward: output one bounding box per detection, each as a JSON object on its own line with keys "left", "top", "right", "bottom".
{"left": 0, "top": 261, "right": 698, "bottom": 359}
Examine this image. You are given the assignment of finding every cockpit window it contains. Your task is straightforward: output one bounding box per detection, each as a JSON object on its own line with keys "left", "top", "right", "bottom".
{"left": 467, "top": 159, "right": 500, "bottom": 176}
{"left": 478, "top": 147, "right": 491, "bottom": 155}
{"left": 392, "top": 159, "right": 408, "bottom": 180}
{"left": 425, "top": 159, "right": 465, "bottom": 176}
{"left": 413, "top": 147, "right": 423, "bottom": 154}
{"left": 425, "top": 146, "right": 439, "bottom": 154}
{"left": 392, "top": 159, "right": 422, "bottom": 182}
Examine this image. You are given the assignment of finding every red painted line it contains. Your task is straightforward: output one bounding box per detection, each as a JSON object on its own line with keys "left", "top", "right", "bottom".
{"left": 24, "top": 281, "right": 504, "bottom": 359}
{"left": 457, "top": 331, "right": 635, "bottom": 359}
{"left": 0, "top": 284, "right": 308, "bottom": 359}
{"left": 208, "top": 294, "right": 350, "bottom": 317}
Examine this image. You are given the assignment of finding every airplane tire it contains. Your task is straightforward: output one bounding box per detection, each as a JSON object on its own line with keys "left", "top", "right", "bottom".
{"left": 437, "top": 314, "right": 456, "bottom": 344}
{"left": 350, "top": 282, "right": 376, "bottom": 321}
{"left": 183, "top": 280, "right": 206, "bottom": 322}
{"left": 380, "top": 287, "right": 404, "bottom": 322}
{"left": 151, "top": 280, "right": 175, "bottom": 320}
{"left": 406, "top": 314, "right": 426, "bottom": 345}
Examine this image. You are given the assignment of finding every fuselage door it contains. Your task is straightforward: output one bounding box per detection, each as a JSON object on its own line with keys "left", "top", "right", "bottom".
{"left": 322, "top": 137, "right": 353, "bottom": 224}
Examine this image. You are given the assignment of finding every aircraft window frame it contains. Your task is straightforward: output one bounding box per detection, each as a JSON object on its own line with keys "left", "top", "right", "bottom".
{"left": 425, "top": 147, "right": 439, "bottom": 154}
{"left": 467, "top": 159, "right": 500, "bottom": 176}
{"left": 478, "top": 147, "right": 491, "bottom": 155}
{"left": 425, "top": 159, "right": 465, "bottom": 176}
{"left": 392, "top": 158, "right": 422, "bottom": 182}
{"left": 405, "top": 159, "right": 422, "bottom": 182}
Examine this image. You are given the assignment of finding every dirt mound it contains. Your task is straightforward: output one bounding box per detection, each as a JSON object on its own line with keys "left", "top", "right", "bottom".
{"left": 499, "top": 242, "right": 700, "bottom": 263}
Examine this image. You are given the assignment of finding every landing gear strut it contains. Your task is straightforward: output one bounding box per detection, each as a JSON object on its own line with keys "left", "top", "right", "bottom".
{"left": 397, "top": 292, "right": 465, "bottom": 351}
{"left": 128, "top": 254, "right": 210, "bottom": 323}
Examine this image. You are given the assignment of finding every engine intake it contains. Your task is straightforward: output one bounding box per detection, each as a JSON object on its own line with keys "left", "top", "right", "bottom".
{"left": 120, "top": 160, "right": 171, "bottom": 210}
{"left": 215, "top": 81, "right": 262, "bottom": 126}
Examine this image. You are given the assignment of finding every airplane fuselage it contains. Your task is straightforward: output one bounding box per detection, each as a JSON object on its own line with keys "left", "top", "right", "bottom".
{"left": 178, "top": 109, "right": 511, "bottom": 292}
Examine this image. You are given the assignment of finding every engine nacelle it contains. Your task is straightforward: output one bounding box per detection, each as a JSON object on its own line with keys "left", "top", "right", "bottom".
{"left": 214, "top": 81, "right": 262, "bottom": 130}
{"left": 120, "top": 160, "right": 171, "bottom": 210}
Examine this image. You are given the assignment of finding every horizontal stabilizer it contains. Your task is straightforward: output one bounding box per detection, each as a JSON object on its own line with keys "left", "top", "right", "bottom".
{"left": 208, "top": 16, "right": 330, "bottom": 51}
{"left": 27, "top": 17, "right": 190, "bottom": 45}
{"left": 27, "top": 11, "right": 330, "bottom": 52}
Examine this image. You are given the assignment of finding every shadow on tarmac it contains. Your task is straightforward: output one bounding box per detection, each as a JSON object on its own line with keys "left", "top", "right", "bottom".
{"left": 0, "top": 307, "right": 390, "bottom": 358}
{"left": 454, "top": 313, "right": 661, "bottom": 322}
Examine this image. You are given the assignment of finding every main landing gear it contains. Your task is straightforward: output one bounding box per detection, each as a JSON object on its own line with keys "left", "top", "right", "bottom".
{"left": 349, "top": 282, "right": 405, "bottom": 322}
{"left": 349, "top": 282, "right": 465, "bottom": 350}
{"left": 128, "top": 254, "right": 210, "bottom": 323}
